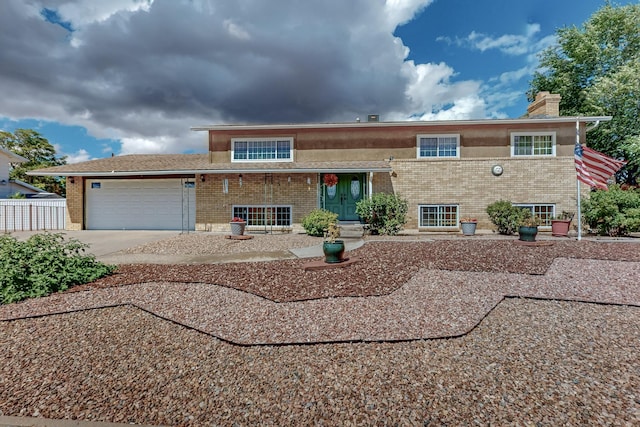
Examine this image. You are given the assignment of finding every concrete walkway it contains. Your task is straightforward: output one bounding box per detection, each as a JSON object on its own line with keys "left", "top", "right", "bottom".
{"left": 8, "top": 230, "right": 367, "bottom": 264}
{"left": 8, "top": 230, "right": 179, "bottom": 257}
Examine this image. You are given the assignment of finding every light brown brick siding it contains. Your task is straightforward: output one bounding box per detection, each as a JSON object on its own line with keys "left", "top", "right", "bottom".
{"left": 65, "top": 176, "right": 84, "bottom": 230}
{"left": 196, "top": 173, "right": 321, "bottom": 231}
{"left": 387, "top": 156, "right": 582, "bottom": 230}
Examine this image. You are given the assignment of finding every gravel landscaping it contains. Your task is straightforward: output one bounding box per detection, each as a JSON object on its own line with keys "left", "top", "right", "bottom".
{"left": 0, "top": 236, "right": 639, "bottom": 425}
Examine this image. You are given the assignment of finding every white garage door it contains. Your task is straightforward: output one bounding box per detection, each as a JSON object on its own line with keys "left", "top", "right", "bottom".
{"left": 86, "top": 179, "right": 196, "bottom": 230}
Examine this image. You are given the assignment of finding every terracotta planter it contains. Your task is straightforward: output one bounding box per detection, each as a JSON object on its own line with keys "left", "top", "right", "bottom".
{"left": 229, "top": 221, "right": 246, "bottom": 236}
{"left": 322, "top": 240, "right": 345, "bottom": 263}
{"left": 460, "top": 221, "right": 477, "bottom": 236}
{"left": 551, "top": 219, "right": 571, "bottom": 237}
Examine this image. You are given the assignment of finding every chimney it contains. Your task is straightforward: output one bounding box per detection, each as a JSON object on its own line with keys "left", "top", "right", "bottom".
{"left": 527, "top": 91, "right": 561, "bottom": 118}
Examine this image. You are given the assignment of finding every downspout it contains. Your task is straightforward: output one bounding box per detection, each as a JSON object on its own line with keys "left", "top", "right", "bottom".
{"left": 586, "top": 119, "right": 601, "bottom": 133}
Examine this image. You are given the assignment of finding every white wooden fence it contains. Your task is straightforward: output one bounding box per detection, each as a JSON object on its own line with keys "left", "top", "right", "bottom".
{"left": 0, "top": 199, "right": 66, "bottom": 232}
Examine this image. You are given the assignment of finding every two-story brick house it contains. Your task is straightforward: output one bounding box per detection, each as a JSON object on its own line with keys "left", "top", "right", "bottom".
{"left": 32, "top": 93, "right": 611, "bottom": 232}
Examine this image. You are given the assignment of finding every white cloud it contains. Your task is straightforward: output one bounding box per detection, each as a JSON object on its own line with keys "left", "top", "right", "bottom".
{"left": 416, "top": 95, "right": 487, "bottom": 121}
{"left": 56, "top": 0, "right": 153, "bottom": 26}
{"left": 65, "top": 148, "right": 93, "bottom": 164}
{"left": 401, "top": 62, "right": 485, "bottom": 119}
{"left": 223, "top": 19, "right": 251, "bottom": 41}
{"left": 443, "top": 23, "right": 544, "bottom": 56}
{"left": 384, "top": 0, "right": 434, "bottom": 27}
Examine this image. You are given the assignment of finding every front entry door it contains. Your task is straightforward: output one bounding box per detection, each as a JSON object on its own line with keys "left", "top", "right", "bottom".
{"left": 323, "top": 173, "right": 364, "bottom": 221}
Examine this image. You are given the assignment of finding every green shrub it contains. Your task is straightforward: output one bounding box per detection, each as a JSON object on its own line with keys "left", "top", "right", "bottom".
{"left": 0, "top": 233, "right": 116, "bottom": 305}
{"left": 301, "top": 209, "right": 338, "bottom": 237}
{"left": 486, "top": 200, "right": 528, "bottom": 235}
{"left": 582, "top": 185, "right": 640, "bottom": 236}
{"left": 355, "top": 193, "right": 408, "bottom": 235}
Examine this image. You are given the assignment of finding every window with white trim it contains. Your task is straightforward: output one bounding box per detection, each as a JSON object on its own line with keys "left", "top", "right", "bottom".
{"left": 419, "top": 204, "right": 459, "bottom": 228}
{"left": 417, "top": 134, "right": 460, "bottom": 158}
{"left": 511, "top": 132, "right": 555, "bottom": 156}
{"left": 514, "top": 204, "right": 555, "bottom": 227}
{"left": 233, "top": 205, "right": 292, "bottom": 227}
{"left": 232, "top": 137, "right": 293, "bottom": 162}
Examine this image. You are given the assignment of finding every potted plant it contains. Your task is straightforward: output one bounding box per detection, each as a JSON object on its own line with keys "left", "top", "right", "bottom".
{"left": 518, "top": 212, "right": 541, "bottom": 242}
{"left": 551, "top": 211, "right": 574, "bottom": 237}
{"left": 229, "top": 216, "right": 246, "bottom": 236}
{"left": 459, "top": 217, "right": 478, "bottom": 236}
{"left": 322, "top": 222, "right": 345, "bottom": 263}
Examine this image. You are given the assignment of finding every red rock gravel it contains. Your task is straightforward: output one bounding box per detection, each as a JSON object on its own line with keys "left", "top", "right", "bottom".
{"left": 77, "top": 240, "right": 640, "bottom": 302}
{"left": 0, "top": 239, "right": 639, "bottom": 425}
{"left": 1, "top": 300, "right": 638, "bottom": 425}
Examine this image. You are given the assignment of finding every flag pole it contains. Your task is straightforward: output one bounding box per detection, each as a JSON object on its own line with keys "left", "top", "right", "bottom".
{"left": 576, "top": 118, "right": 582, "bottom": 241}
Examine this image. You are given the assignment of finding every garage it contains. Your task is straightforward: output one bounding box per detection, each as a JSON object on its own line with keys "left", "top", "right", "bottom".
{"left": 85, "top": 179, "right": 196, "bottom": 230}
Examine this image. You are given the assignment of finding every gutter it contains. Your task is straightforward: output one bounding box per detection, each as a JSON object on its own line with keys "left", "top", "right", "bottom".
{"left": 191, "top": 116, "right": 613, "bottom": 132}
{"left": 28, "top": 166, "right": 393, "bottom": 177}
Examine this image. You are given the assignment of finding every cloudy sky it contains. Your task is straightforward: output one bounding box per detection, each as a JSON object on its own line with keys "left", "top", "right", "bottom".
{"left": 0, "top": 0, "right": 633, "bottom": 163}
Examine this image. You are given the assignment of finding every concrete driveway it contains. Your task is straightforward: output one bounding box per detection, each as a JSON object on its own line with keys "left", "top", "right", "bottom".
{"left": 7, "top": 230, "right": 180, "bottom": 257}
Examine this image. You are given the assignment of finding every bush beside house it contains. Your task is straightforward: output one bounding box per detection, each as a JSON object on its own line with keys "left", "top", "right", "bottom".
{"left": 582, "top": 185, "right": 640, "bottom": 236}
{"left": 0, "top": 233, "right": 116, "bottom": 304}
{"left": 301, "top": 209, "right": 339, "bottom": 237}
{"left": 486, "top": 200, "right": 528, "bottom": 235}
{"left": 356, "top": 193, "right": 408, "bottom": 236}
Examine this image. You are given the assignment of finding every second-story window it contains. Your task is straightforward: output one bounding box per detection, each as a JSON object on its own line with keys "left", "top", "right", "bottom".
{"left": 232, "top": 137, "right": 293, "bottom": 162}
{"left": 417, "top": 134, "right": 460, "bottom": 158}
{"left": 511, "top": 132, "right": 555, "bottom": 156}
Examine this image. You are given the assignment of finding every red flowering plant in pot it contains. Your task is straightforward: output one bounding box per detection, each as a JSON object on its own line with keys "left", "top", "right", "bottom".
{"left": 229, "top": 216, "right": 246, "bottom": 235}
{"left": 459, "top": 217, "right": 478, "bottom": 236}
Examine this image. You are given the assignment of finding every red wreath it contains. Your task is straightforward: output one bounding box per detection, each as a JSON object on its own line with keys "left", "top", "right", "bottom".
{"left": 323, "top": 173, "right": 338, "bottom": 187}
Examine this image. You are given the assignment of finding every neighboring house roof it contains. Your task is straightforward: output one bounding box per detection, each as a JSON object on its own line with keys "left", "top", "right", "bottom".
{"left": 0, "top": 146, "right": 28, "bottom": 162}
{"left": 11, "top": 179, "right": 50, "bottom": 193}
{"left": 28, "top": 153, "right": 391, "bottom": 177}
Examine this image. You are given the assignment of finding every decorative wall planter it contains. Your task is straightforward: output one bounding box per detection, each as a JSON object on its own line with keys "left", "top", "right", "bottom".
{"left": 460, "top": 219, "right": 478, "bottom": 236}
{"left": 518, "top": 226, "right": 538, "bottom": 242}
{"left": 229, "top": 221, "right": 246, "bottom": 236}
{"left": 322, "top": 240, "right": 345, "bottom": 263}
{"left": 551, "top": 219, "right": 571, "bottom": 237}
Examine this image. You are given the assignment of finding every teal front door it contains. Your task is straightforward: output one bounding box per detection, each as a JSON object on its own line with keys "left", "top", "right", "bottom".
{"left": 323, "top": 174, "right": 364, "bottom": 221}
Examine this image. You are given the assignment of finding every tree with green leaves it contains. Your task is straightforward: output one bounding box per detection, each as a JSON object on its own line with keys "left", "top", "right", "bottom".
{"left": 0, "top": 129, "right": 67, "bottom": 195}
{"left": 528, "top": 2, "right": 640, "bottom": 184}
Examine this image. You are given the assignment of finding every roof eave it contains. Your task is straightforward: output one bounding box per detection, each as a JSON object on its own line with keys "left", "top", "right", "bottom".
{"left": 29, "top": 166, "right": 392, "bottom": 177}
{"left": 191, "top": 116, "right": 613, "bottom": 131}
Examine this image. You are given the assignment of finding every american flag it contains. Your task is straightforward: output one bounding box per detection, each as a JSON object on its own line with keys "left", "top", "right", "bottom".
{"left": 574, "top": 142, "right": 626, "bottom": 190}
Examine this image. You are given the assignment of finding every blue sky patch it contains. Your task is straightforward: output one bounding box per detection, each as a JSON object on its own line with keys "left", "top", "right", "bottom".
{"left": 40, "top": 8, "right": 74, "bottom": 32}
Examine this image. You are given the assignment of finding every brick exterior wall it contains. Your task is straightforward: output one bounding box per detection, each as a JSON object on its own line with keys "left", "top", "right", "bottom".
{"left": 387, "top": 156, "right": 583, "bottom": 230}
{"left": 195, "top": 173, "right": 320, "bottom": 232}
{"left": 65, "top": 177, "right": 84, "bottom": 230}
